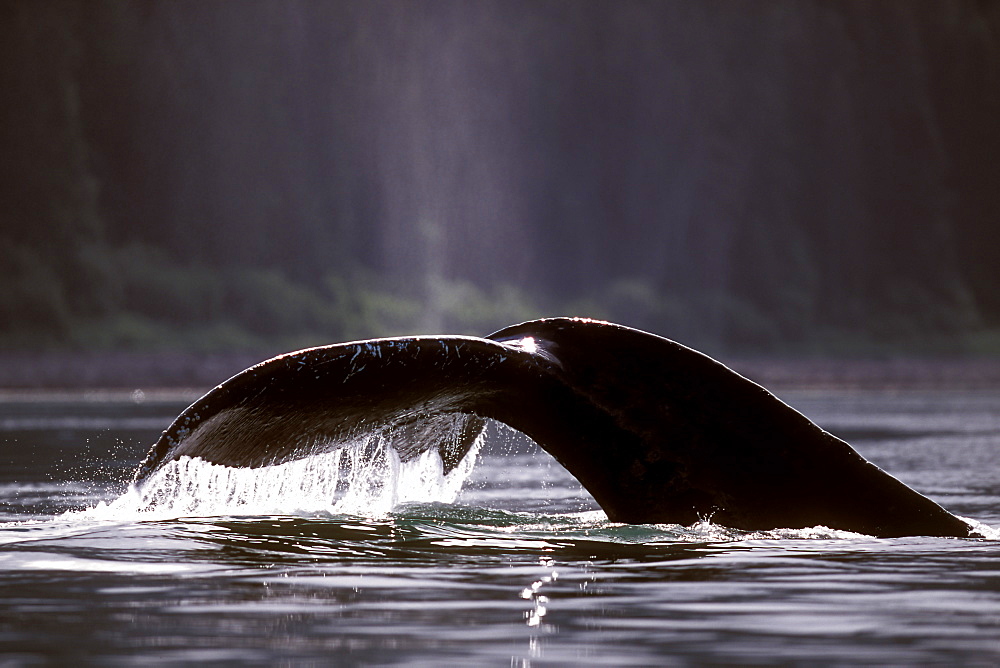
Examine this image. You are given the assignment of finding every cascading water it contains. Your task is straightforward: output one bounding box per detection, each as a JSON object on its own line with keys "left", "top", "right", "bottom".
{"left": 89, "top": 428, "right": 484, "bottom": 521}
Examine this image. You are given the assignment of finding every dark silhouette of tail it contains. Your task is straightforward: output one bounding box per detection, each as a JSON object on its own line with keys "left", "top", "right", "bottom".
{"left": 134, "top": 318, "right": 978, "bottom": 538}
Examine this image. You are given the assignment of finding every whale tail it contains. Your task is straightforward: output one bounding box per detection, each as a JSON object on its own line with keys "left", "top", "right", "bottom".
{"left": 133, "top": 317, "right": 977, "bottom": 538}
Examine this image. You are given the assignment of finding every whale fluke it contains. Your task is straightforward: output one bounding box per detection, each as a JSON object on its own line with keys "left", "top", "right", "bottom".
{"left": 134, "top": 318, "right": 978, "bottom": 538}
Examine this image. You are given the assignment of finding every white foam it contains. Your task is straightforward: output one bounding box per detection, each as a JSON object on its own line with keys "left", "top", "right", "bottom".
{"left": 84, "top": 430, "right": 483, "bottom": 521}
{"left": 961, "top": 516, "right": 1000, "bottom": 540}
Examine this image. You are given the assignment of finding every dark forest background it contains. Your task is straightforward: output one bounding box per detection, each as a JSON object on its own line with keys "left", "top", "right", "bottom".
{"left": 2, "top": 1, "right": 1000, "bottom": 357}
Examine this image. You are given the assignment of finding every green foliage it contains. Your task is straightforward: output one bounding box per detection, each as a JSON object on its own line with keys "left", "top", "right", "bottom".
{"left": 72, "top": 313, "right": 178, "bottom": 351}
{"left": 419, "top": 277, "right": 542, "bottom": 335}
{"left": 964, "top": 329, "right": 1000, "bottom": 356}
{"left": 0, "top": 242, "right": 72, "bottom": 345}
{"left": 109, "top": 244, "right": 222, "bottom": 322}
{"left": 569, "top": 280, "right": 784, "bottom": 355}
{"left": 3, "top": 2, "right": 1000, "bottom": 358}
{"left": 0, "top": 240, "right": 548, "bottom": 352}
{"left": 323, "top": 273, "right": 423, "bottom": 341}
{"left": 225, "top": 268, "right": 337, "bottom": 338}
{"left": 0, "top": 235, "right": 995, "bottom": 357}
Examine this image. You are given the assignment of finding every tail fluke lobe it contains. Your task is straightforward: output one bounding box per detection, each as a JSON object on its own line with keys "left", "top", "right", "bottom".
{"left": 489, "top": 318, "right": 975, "bottom": 537}
{"left": 133, "top": 336, "right": 539, "bottom": 486}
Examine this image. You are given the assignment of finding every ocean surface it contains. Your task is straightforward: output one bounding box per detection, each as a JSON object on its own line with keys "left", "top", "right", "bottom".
{"left": 1, "top": 388, "right": 998, "bottom": 666}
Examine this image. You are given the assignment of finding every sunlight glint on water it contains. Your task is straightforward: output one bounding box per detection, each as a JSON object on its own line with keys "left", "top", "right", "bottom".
{"left": 85, "top": 431, "right": 483, "bottom": 521}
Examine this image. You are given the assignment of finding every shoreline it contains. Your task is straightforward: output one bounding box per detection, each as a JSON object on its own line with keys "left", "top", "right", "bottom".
{"left": 731, "top": 357, "right": 1000, "bottom": 391}
{"left": 0, "top": 351, "right": 268, "bottom": 392}
{"left": 3, "top": 351, "right": 1000, "bottom": 395}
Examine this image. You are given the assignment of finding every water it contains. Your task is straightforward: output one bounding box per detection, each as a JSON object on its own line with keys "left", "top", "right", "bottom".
{"left": 1, "top": 389, "right": 999, "bottom": 665}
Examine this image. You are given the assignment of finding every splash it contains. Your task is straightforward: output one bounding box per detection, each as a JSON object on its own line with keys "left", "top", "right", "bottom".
{"left": 86, "top": 430, "right": 483, "bottom": 521}
{"left": 960, "top": 517, "right": 1000, "bottom": 541}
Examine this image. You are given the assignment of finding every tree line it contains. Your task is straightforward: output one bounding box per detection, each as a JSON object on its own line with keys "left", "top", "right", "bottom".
{"left": 2, "top": 1, "right": 999, "bottom": 355}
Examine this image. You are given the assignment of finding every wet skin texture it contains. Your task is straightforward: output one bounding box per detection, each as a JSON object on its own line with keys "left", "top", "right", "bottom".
{"left": 135, "top": 318, "right": 978, "bottom": 538}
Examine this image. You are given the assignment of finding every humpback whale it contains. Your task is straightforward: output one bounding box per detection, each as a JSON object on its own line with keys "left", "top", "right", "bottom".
{"left": 134, "top": 317, "right": 979, "bottom": 538}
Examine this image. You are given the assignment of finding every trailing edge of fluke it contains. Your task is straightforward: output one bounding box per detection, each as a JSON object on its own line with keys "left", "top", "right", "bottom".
{"left": 133, "top": 317, "right": 981, "bottom": 538}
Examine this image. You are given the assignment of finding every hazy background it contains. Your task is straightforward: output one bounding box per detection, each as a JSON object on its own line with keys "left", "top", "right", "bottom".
{"left": 3, "top": 1, "right": 999, "bottom": 357}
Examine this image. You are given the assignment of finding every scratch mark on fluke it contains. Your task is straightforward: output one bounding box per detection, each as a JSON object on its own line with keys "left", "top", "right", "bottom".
{"left": 133, "top": 318, "right": 981, "bottom": 538}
